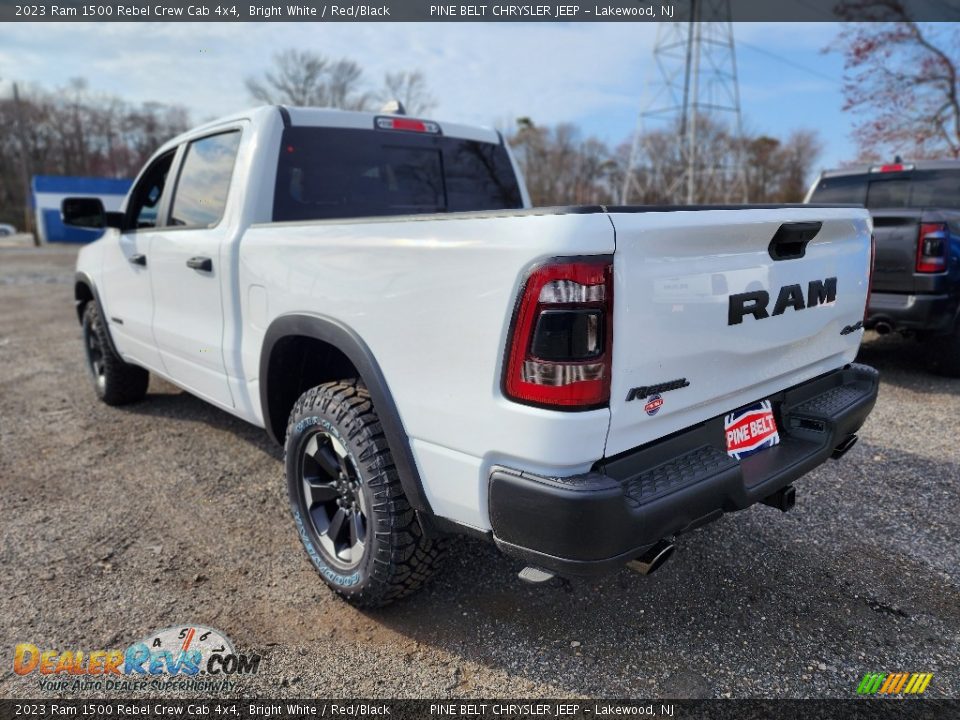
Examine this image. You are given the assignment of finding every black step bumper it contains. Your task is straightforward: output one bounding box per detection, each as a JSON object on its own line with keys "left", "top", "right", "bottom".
{"left": 489, "top": 363, "right": 879, "bottom": 578}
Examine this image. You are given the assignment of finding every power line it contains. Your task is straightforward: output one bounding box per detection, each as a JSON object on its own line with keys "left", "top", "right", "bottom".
{"left": 737, "top": 40, "right": 839, "bottom": 83}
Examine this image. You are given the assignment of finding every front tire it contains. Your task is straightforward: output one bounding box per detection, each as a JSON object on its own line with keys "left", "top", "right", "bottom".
{"left": 81, "top": 302, "right": 149, "bottom": 405}
{"left": 284, "top": 379, "right": 443, "bottom": 608}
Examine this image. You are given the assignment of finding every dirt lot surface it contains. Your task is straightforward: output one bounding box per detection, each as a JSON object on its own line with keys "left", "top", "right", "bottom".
{"left": 1, "top": 246, "right": 958, "bottom": 699}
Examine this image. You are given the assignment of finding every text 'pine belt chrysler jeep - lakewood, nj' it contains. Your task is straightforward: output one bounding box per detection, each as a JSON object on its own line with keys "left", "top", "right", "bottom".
{"left": 66, "top": 105, "right": 879, "bottom": 607}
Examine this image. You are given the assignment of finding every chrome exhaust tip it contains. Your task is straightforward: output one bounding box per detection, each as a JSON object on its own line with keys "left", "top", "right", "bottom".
{"left": 626, "top": 540, "right": 675, "bottom": 576}
{"left": 874, "top": 321, "right": 893, "bottom": 335}
{"left": 518, "top": 566, "right": 555, "bottom": 585}
{"left": 832, "top": 433, "right": 859, "bottom": 460}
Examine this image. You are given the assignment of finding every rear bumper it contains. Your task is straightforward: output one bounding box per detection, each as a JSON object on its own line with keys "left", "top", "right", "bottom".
{"left": 867, "top": 292, "right": 958, "bottom": 334}
{"left": 488, "top": 363, "right": 879, "bottom": 578}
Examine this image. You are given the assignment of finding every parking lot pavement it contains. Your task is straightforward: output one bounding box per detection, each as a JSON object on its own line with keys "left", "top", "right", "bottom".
{"left": 1, "top": 246, "right": 957, "bottom": 699}
{"left": 0, "top": 233, "right": 35, "bottom": 248}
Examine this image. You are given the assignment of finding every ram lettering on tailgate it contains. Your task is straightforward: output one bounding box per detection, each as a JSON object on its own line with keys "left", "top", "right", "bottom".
{"left": 728, "top": 277, "right": 837, "bottom": 325}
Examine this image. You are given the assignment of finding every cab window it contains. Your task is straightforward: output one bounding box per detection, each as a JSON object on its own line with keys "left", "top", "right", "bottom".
{"left": 127, "top": 151, "right": 175, "bottom": 230}
{"left": 169, "top": 131, "right": 242, "bottom": 228}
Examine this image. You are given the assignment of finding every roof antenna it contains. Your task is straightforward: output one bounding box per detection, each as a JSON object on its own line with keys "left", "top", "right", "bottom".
{"left": 379, "top": 100, "right": 406, "bottom": 115}
{"left": 894, "top": 154, "right": 903, "bottom": 163}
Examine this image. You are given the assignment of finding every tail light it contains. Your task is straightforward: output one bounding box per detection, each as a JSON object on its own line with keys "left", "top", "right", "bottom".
{"left": 503, "top": 257, "right": 613, "bottom": 410}
{"left": 916, "top": 223, "right": 948, "bottom": 273}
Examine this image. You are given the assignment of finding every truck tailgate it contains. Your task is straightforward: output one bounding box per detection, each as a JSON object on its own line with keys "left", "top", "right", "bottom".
{"left": 870, "top": 209, "right": 923, "bottom": 293}
{"left": 605, "top": 207, "right": 872, "bottom": 457}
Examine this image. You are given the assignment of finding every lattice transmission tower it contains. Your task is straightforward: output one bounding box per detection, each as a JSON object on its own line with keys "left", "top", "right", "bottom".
{"left": 620, "top": 0, "right": 748, "bottom": 205}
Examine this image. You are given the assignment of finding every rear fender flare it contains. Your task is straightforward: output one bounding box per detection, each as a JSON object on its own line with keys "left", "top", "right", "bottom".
{"left": 260, "top": 313, "right": 433, "bottom": 516}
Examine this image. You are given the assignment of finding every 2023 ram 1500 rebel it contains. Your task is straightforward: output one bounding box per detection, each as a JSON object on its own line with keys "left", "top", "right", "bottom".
{"left": 806, "top": 160, "right": 960, "bottom": 376}
{"left": 66, "top": 105, "right": 879, "bottom": 607}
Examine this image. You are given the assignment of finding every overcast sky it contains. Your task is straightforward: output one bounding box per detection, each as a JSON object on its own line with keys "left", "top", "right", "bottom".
{"left": 1, "top": 22, "right": 853, "bottom": 171}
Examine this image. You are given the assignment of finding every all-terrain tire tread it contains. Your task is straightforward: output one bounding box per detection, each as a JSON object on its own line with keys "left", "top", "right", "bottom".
{"left": 83, "top": 302, "right": 149, "bottom": 406}
{"left": 284, "top": 379, "right": 445, "bottom": 608}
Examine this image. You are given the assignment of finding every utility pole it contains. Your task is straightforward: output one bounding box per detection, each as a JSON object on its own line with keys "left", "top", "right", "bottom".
{"left": 6, "top": 80, "right": 37, "bottom": 245}
{"left": 686, "top": 13, "right": 703, "bottom": 205}
{"left": 620, "top": 0, "right": 748, "bottom": 206}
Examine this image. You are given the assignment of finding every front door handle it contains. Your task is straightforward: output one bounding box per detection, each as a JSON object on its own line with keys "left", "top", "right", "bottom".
{"left": 186, "top": 256, "right": 213, "bottom": 272}
{"left": 128, "top": 254, "right": 147, "bottom": 267}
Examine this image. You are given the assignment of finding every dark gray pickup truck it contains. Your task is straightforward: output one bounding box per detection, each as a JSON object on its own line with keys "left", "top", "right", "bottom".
{"left": 806, "top": 160, "right": 960, "bottom": 376}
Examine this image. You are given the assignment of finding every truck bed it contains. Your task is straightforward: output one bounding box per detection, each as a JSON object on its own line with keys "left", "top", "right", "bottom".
{"left": 240, "top": 203, "right": 872, "bottom": 528}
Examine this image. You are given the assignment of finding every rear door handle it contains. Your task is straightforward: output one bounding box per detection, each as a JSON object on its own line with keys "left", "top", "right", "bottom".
{"left": 128, "top": 254, "right": 147, "bottom": 267}
{"left": 186, "top": 256, "right": 213, "bottom": 272}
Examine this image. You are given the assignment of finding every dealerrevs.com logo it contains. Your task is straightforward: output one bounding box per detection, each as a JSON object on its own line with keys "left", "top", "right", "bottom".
{"left": 13, "top": 625, "right": 261, "bottom": 693}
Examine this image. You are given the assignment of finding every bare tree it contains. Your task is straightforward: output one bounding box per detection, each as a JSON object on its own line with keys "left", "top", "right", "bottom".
{"left": 744, "top": 135, "right": 781, "bottom": 202}
{"left": 619, "top": 115, "right": 748, "bottom": 205}
{"left": 246, "top": 49, "right": 330, "bottom": 106}
{"left": 507, "top": 119, "right": 617, "bottom": 206}
{"left": 381, "top": 71, "right": 436, "bottom": 116}
{"left": 245, "top": 50, "right": 372, "bottom": 110}
{"left": 509, "top": 115, "right": 822, "bottom": 207}
{"left": 835, "top": 1, "right": 960, "bottom": 158}
{"left": 0, "top": 79, "right": 190, "bottom": 229}
{"left": 246, "top": 50, "right": 440, "bottom": 114}
{"left": 743, "top": 130, "right": 822, "bottom": 202}
{"left": 777, "top": 130, "right": 823, "bottom": 201}
{"left": 326, "top": 59, "right": 372, "bottom": 111}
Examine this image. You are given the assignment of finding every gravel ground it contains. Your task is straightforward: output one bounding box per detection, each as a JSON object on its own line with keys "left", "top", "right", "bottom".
{"left": 1, "top": 246, "right": 957, "bottom": 700}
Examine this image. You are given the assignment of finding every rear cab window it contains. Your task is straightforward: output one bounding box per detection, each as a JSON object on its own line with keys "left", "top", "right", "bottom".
{"left": 810, "top": 169, "right": 960, "bottom": 209}
{"left": 272, "top": 125, "right": 523, "bottom": 222}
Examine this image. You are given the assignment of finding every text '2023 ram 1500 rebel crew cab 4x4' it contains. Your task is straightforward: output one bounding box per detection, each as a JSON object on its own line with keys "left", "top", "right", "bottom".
{"left": 807, "top": 160, "right": 960, "bottom": 375}
{"left": 66, "top": 105, "right": 879, "bottom": 607}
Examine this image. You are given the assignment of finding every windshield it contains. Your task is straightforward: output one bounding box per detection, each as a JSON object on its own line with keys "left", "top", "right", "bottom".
{"left": 273, "top": 126, "right": 523, "bottom": 222}
{"left": 810, "top": 169, "right": 960, "bottom": 209}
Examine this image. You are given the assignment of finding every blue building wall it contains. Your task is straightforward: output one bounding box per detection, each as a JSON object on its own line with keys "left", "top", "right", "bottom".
{"left": 32, "top": 175, "right": 132, "bottom": 244}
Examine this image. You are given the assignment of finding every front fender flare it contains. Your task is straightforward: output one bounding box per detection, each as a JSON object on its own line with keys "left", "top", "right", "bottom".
{"left": 75, "top": 271, "right": 121, "bottom": 358}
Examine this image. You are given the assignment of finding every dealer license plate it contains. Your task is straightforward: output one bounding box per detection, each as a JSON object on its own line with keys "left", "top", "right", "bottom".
{"left": 724, "top": 400, "right": 780, "bottom": 459}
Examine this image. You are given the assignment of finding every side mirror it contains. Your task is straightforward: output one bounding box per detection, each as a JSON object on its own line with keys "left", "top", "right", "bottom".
{"left": 61, "top": 197, "right": 124, "bottom": 230}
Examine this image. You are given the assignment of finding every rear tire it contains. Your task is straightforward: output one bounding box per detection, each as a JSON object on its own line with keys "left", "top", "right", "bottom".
{"left": 81, "top": 302, "right": 149, "bottom": 405}
{"left": 284, "top": 379, "right": 443, "bottom": 608}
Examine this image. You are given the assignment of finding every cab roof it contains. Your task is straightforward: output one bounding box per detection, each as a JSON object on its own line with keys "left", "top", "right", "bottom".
{"left": 160, "top": 105, "right": 502, "bottom": 154}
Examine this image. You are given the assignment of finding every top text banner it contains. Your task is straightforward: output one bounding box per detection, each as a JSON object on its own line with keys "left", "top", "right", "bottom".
{"left": 3, "top": 0, "right": 960, "bottom": 22}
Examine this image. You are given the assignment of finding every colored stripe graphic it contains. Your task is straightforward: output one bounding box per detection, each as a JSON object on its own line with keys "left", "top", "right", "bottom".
{"left": 857, "top": 672, "right": 932, "bottom": 695}
{"left": 879, "top": 674, "right": 897, "bottom": 694}
{"left": 857, "top": 673, "right": 885, "bottom": 694}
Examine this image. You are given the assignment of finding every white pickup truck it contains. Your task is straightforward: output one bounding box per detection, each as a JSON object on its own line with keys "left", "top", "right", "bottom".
{"left": 66, "top": 105, "right": 879, "bottom": 607}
